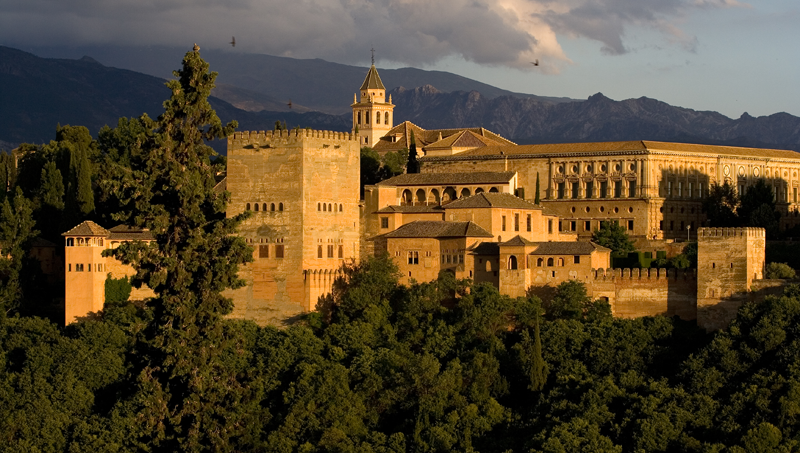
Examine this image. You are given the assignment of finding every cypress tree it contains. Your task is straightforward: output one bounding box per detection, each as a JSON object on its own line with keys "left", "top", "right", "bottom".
{"left": 534, "top": 172, "right": 540, "bottom": 205}
{"left": 0, "top": 188, "right": 38, "bottom": 322}
{"left": 407, "top": 129, "right": 420, "bottom": 174}
{"left": 105, "top": 47, "right": 252, "bottom": 451}
{"left": 0, "top": 152, "right": 17, "bottom": 202}
{"left": 530, "top": 297, "right": 546, "bottom": 391}
{"left": 37, "top": 161, "right": 65, "bottom": 240}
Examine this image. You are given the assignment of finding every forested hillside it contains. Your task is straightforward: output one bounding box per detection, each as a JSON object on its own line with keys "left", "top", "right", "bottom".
{"left": 2, "top": 50, "right": 800, "bottom": 453}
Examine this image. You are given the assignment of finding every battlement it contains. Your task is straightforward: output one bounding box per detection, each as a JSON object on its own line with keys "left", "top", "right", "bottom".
{"left": 228, "top": 129, "right": 358, "bottom": 149}
{"left": 697, "top": 227, "right": 765, "bottom": 239}
{"left": 591, "top": 267, "right": 696, "bottom": 281}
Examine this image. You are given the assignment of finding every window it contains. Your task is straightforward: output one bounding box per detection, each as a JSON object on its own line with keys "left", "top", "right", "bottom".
{"left": 502, "top": 216, "right": 507, "bottom": 231}
{"left": 338, "top": 245, "right": 344, "bottom": 259}
{"left": 574, "top": 255, "right": 581, "bottom": 264}
{"left": 275, "top": 245, "right": 284, "bottom": 258}
{"left": 254, "top": 203, "right": 259, "bottom": 212}
{"left": 408, "top": 251, "right": 419, "bottom": 265}
{"left": 600, "top": 181, "right": 608, "bottom": 198}
{"left": 586, "top": 181, "right": 593, "bottom": 199}
{"left": 628, "top": 180, "right": 636, "bottom": 198}
{"left": 558, "top": 258, "right": 564, "bottom": 266}
{"left": 614, "top": 181, "right": 622, "bottom": 198}
{"left": 259, "top": 245, "right": 269, "bottom": 258}
{"left": 527, "top": 214, "right": 532, "bottom": 232}
{"left": 667, "top": 181, "right": 673, "bottom": 197}
{"left": 66, "top": 238, "right": 74, "bottom": 246}
{"left": 357, "top": 112, "right": 361, "bottom": 124}
{"left": 570, "top": 221, "right": 576, "bottom": 231}
{"left": 628, "top": 220, "right": 634, "bottom": 231}
{"left": 571, "top": 182, "right": 579, "bottom": 199}
{"left": 548, "top": 220, "right": 553, "bottom": 234}
{"left": 585, "top": 221, "right": 592, "bottom": 231}
{"left": 537, "top": 258, "right": 543, "bottom": 267}
{"left": 547, "top": 258, "right": 554, "bottom": 266}
{"left": 688, "top": 182, "right": 693, "bottom": 198}
{"left": 380, "top": 217, "right": 389, "bottom": 229}
{"left": 246, "top": 203, "right": 251, "bottom": 211}
{"left": 670, "top": 221, "right": 674, "bottom": 231}
{"left": 279, "top": 203, "right": 284, "bottom": 211}
{"left": 270, "top": 203, "right": 275, "bottom": 211}
{"left": 514, "top": 214, "right": 520, "bottom": 231}
{"left": 558, "top": 182, "right": 565, "bottom": 199}
{"left": 318, "top": 245, "right": 323, "bottom": 258}
{"left": 385, "top": 112, "right": 389, "bottom": 124}
{"left": 317, "top": 203, "right": 321, "bottom": 211}
{"left": 68, "top": 263, "right": 72, "bottom": 272}
{"left": 508, "top": 256, "right": 518, "bottom": 270}
{"left": 327, "top": 245, "right": 334, "bottom": 258}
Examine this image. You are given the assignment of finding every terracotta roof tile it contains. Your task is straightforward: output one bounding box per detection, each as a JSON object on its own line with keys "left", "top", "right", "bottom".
{"left": 499, "top": 235, "right": 536, "bottom": 246}
{"left": 377, "top": 171, "right": 516, "bottom": 186}
{"left": 360, "top": 65, "right": 386, "bottom": 90}
{"left": 527, "top": 241, "right": 611, "bottom": 255}
{"left": 62, "top": 221, "right": 110, "bottom": 237}
{"left": 383, "top": 221, "right": 493, "bottom": 238}
{"left": 108, "top": 225, "right": 154, "bottom": 241}
{"left": 469, "top": 241, "right": 500, "bottom": 255}
{"left": 444, "top": 192, "right": 538, "bottom": 210}
{"left": 375, "top": 205, "right": 444, "bottom": 213}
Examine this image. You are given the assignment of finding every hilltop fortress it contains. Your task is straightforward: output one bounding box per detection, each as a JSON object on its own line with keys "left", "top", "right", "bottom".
{"left": 64, "top": 65, "right": 800, "bottom": 329}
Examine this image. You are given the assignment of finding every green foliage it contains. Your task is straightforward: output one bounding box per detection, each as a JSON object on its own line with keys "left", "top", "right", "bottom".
{"left": 407, "top": 130, "right": 420, "bottom": 174}
{"left": 592, "top": 221, "right": 635, "bottom": 255}
{"left": 0, "top": 151, "right": 17, "bottom": 203}
{"left": 703, "top": 181, "right": 740, "bottom": 227}
{"left": 0, "top": 188, "right": 38, "bottom": 321}
{"left": 765, "top": 262, "right": 796, "bottom": 279}
{"left": 104, "top": 274, "right": 132, "bottom": 305}
{"left": 534, "top": 172, "right": 540, "bottom": 205}
{"left": 381, "top": 149, "right": 408, "bottom": 179}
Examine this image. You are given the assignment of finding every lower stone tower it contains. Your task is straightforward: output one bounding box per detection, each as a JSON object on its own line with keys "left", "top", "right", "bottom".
{"left": 225, "top": 129, "right": 361, "bottom": 325}
{"left": 696, "top": 227, "right": 765, "bottom": 330}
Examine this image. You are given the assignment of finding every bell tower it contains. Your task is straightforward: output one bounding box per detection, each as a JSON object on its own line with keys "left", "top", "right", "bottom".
{"left": 351, "top": 53, "right": 394, "bottom": 147}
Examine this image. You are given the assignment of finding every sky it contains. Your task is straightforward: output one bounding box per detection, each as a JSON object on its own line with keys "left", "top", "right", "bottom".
{"left": 0, "top": 0, "right": 797, "bottom": 119}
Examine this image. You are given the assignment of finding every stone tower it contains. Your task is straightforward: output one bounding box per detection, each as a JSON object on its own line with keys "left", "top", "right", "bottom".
{"left": 225, "top": 129, "right": 361, "bottom": 325}
{"left": 351, "top": 64, "right": 394, "bottom": 147}
{"left": 63, "top": 221, "right": 110, "bottom": 324}
{"left": 696, "top": 227, "right": 765, "bottom": 330}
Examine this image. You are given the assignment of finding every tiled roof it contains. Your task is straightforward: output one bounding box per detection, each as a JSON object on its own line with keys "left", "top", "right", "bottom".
{"left": 420, "top": 140, "right": 800, "bottom": 161}
{"left": 62, "top": 221, "right": 110, "bottom": 237}
{"left": 469, "top": 241, "right": 500, "bottom": 255}
{"left": 214, "top": 176, "right": 227, "bottom": 193}
{"left": 375, "top": 205, "right": 444, "bottom": 213}
{"left": 377, "top": 171, "right": 516, "bottom": 186}
{"left": 360, "top": 65, "right": 386, "bottom": 90}
{"left": 423, "top": 130, "right": 505, "bottom": 151}
{"left": 108, "top": 225, "right": 154, "bottom": 241}
{"left": 444, "top": 192, "right": 538, "bottom": 210}
{"left": 372, "top": 121, "right": 515, "bottom": 154}
{"left": 528, "top": 241, "right": 611, "bottom": 255}
{"left": 499, "top": 235, "right": 536, "bottom": 246}
{"left": 383, "top": 221, "right": 493, "bottom": 239}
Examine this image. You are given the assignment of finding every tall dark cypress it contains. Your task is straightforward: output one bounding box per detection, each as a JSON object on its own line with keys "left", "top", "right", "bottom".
{"left": 534, "top": 172, "right": 540, "bottom": 205}
{"left": 407, "top": 130, "right": 420, "bottom": 174}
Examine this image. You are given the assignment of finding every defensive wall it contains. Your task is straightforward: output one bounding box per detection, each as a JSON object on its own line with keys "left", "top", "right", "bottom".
{"left": 588, "top": 267, "right": 697, "bottom": 320}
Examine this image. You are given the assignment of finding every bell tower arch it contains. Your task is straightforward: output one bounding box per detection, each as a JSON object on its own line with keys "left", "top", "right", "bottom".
{"left": 351, "top": 57, "right": 394, "bottom": 147}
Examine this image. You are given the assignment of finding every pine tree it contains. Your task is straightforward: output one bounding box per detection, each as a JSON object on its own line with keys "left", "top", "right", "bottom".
{"left": 407, "top": 130, "right": 420, "bottom": 174}
{"left": 105, "top": 48, "right": 253, "bottom": 451}
{"left": 0, "top": 152, "right": 17, "bottom": 202}
{"left": 534, "top": 172, "right": 540, "bottom": 205}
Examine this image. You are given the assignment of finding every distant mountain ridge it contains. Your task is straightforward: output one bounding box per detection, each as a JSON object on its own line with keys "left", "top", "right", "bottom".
{"left": 1, "top": 45, "right": 799, "bottom": 154}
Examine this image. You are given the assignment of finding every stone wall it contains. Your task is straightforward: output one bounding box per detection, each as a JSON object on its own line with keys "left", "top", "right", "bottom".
{"left": 588, "top": 268, "right": 697, "bottom": 320}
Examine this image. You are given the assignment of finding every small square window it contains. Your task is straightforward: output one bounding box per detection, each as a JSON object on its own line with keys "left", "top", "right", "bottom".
{"left": 380, "top": 217, "right": 389, "bottom": 229}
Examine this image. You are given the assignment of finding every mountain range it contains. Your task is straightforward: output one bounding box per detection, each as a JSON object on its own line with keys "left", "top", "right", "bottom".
{"left": 1, "top": 45, "right": 799, "bottom": 154}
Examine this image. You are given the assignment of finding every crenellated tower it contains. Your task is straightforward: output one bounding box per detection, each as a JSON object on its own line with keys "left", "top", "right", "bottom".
{"left": 351, "top": 64, "right": 394, "bottom": 147}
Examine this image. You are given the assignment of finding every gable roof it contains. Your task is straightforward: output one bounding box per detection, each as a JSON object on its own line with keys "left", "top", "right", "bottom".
{"left": 377, "top": 171, "right": 516, "bottom": 187}
{"left": 62, "top": 221, "right": 110, "bottom": 237}
{"left": 499, "top": 235, "right": 536, "bottom": 247}
{"left": 527, "top": 241, "right": 611, "bottom": 255}
{"left": 108, "top": 225, "right": 154, "bottom": 241}
{"left": 444, "top": 192, "right": 538, "bottom": 210}
{"left": 424, "top": 130, "right": 507, "bottom": 151}
{"left": 373, "top": 121, "right": 515, "bottom": 154}
{"left": 420, "top": 140, "right": 800, "bottom": 162}
{"left": 375, "top": 205, "right": 444, "bottom": 213}
{"left": 383, "top": 221, "right": 493, "bottom": 239}
{"left": 360, "top": 65, "right": 386, "bottom": 90}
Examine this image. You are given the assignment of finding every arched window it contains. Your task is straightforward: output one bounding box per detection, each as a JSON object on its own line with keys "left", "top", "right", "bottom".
{"left": 443, "top": 187, "right": 457, "bottom": 203}
{"left": 279, "top": 203, "right": 284, "bottom": 211}
{"left": 376, "top": 112, "right": 381, "bottom": 124}
{"left": 402, "top": 189, "right": 413, "bottom": 205}
{"left": 475, "top": 188, "right": 484, "bottom": 194}
{"left": 366, "top": 111, "right": 370, "bottom": 124}
{"left": 547, "top": 258, "right": 554, "bottom": 266}
{"left": 317, "top": 245, "right": 323, "bottom": 258}
{"left": 338, "top": 245, "right": 344, "bottom": 258}
{"left": 270, "top": 203, "right": 276, "bottom": 211}
{"left": 460, "top": 188, "right": 471, "bottom": 198}
{"left": 385, "top": 112, "right": 389, "bottom": 124}
{"left": 328, "top": 203, "right": 333, "bottom": 212}
{"left": 486, "top": 260, "right": 493, "bottom": 272}
{"left": 66, "top": 238, "right": 74, "bottom": 246}
{"left": 317, "top": 203, "right": 321, "bottom": 211}
{"left": 254, "top": 203, "right": 259, "bottom": 212}
{"left": 508, "top": 256, "right": 518, "bottom": 270}
{"left": 246, "top": 203, "right": 251, "bottom": 211}
{"left": 339, "top": 204, "right": 343, "bottom": 212}
{"left": 428, "top": 189, "right": 440, "bottom": 205}
{"left": 558, "top": 258, "right": 564, "bottom": 266}
{"left": 323, "top": 204, "right": 327, "bottom": 212}
{"left": 357, "top": 112, "right": 361, "bottom": 124}
{"left": 489, "top": 187, "right": 499, "bottom": 193}
{"left": 537, "top": 258, "right": 544, "bottom": 267}
{"left": 78, "top": 238, "right": 84, "bottom": 245}
{"left": 416, "top": 189, "right": 426, "bottom": 205}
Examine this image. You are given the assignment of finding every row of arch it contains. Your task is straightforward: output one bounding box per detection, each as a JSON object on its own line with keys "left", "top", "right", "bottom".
{"left": 66, "top": 237, "right": 104, "bottom": 247}
{"left": 400, "top": 186, "right": 501, "bottom": 206}
{"left": 355, "top": 111, "right": 390, "bottom": 126}
{"left": 318, "top": 203, "right": 344, "bottom": 212}
{"left": 246, "top": 202, "right": 284, "bottom": 212}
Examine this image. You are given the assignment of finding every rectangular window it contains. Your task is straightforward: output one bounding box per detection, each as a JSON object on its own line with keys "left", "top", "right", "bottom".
{"left": 527, "top": 214, "right": 532, "bottom": 232}
{"left": 327, "top": 245, "right": 334, "bottom": 258}
{"left": 502, "top": 216, "right": 507, "bottom": 231}
{"left": 678, "top": 182, "right": 683, "bottom": 197}
{"left": 740, "top": 185, "right": 745, "bottom": 195}
{"left": 68, "top": 263, "right": 71, "bottom": 272}
{"left": 628, "top": 180, "right": 636, "bottom": 198}
{"left": 548, "top": 220, "right": 553, "bottom": 234}
{"left": 668, "top": 181, "right": 672, "bottom": 197}
{"left": 574, "top": 255, "right": 581, "bottom": 264}
{"left": 514, "top": 214, "right": 520, "bottom": 231}
{"left": 558, "top": 182, "right": 565, "bottom": 199}
{"left": 699, "top": 184, "right": 703, "bottom": 198}
{"left": 570, "top": 221, "right": 576, "bottom": 231}
{"left": 585, "top": 221, "right": 591, "bottom": 231}
{"left": 558, "top": 221, "right": 563, "bottom": 231}
{"left": 408, "top": 251, "right": 419, "bottom": 265}
{"left": 380, "top": 217, "right": 389, "bottom": 229}
{"left": 338, "top": 245, "right": 344, "bottom": 259}
{"left": 259, "top": 245, "right": 269, "bottom": 258}
{"left": 660, "top": 220, "right": 664, "bottom": 231}
{"left": 275, "top": 245, "right": 284, "bottom": 258}
{"left": 571, "top": 182, "right": 579, "bottom": 199}
{"left": 614, "top": 181, "right": 622, "bottom": 198}
{"left": 318, "top": 245, "right": 323, "bottom": 258}
{"left": 600, "top": 181, "right": 608, "bottom": 198}
{"left": 628, "top": 220, "right": 634, "bottom": 231}
{"left": 688, "top": 182, "right": 693, "bottom": 199}
{"left": 794, "top": 187, "right": 798, "bottom": 203}
{"left": 586, "top": 181, "right": 593, "bottom": 199}
{"left": 670, "top": 221, "right": 674, "bottom": 231}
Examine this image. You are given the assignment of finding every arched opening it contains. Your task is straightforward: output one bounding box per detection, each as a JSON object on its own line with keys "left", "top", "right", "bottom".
{"left": 270, "top": 203, "right": 275, "bottom": 211}
{"left": 385, "top": 112, "right": 389, "bottom": 125}
{"left": 376, "top": 112, "right": 381, "bottom": 124}
{"left": 323, "top": 204, "right": 327, "bottom": 212}
{"left": 278, "top": 203, "right": 284, "bottom": 211}
{"left": 78, "top": 238, "right": 84, "bottom": 245}
{"left": 401, "top": 189, "right": 413, "bottom": 205}
{"left": 547, "top": 257, "right": 554, "bottom": 266}
{"left": 246, "top": 203, "right": 251, "bottom": 211}
{"left": 459, "top": 188, "right": 471, "bottom": 198}
{"left": 489, "top": 187, "right": 499, "bottom": 193}
{"left": 475, "top": 187, "right": 484, "bottom": 194}
{"left": 442, "top": 187, "right": 457, "bottom": 203}
{"left": 508, "top": 255, "right": 518, "bottom": 270}
{"left": 558, "top": 258, "right": 564, "bottom": 266}
{"left": 66, "top": 238, "right": 74, "bottom": 246}
{"left": 486, "top": 260, "right": 493, "bottom": 272}
{"left": 317, "top": 203, "right": 321, "bottom": 211}
{"left": 328, "top": 203, "right": 333, "bottom": 212}
{"left": 357, "top": 112, "right": 361, "bottom": 124}
{"left": 339, "top": 204, "right": 343, "bottom": 212}
{"left": 537, "top": 258, "right": 544, "bottom": 267}
{"left": 428, "top": 189, "right": 440, "bottom": 205}
{"left": 416, "top": 189, "right": 426, "bottom": 205}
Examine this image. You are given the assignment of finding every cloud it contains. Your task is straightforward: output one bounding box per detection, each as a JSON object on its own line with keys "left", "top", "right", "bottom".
{"left": 0, "top": 0, "right": 746, "bottom": 70}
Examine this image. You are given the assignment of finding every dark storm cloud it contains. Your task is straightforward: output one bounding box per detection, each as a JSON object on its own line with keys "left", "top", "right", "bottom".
{"left": 0, "top": 0, "right": 745, "bottom": 68}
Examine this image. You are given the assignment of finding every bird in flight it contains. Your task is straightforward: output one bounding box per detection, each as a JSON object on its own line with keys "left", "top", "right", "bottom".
{"left": 287, "top": 100, "right": 292, "bottom": 109}
{"left": 230, "top": 37, "right": 236, "bottom": 47}
{"left": 531, "top": 59, "right": 539, "bottom": 66}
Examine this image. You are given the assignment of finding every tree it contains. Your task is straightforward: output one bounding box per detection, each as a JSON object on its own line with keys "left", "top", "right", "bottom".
{"left": 407, "top": 130, "right": 420, "bottom": 174}
{"left": 36, "top": 161, "right": 65, "bottom": 240}
{"left": 702, "top": 181, "right": 740, "bottom": 227}
{"left": 380, "top": 148, "right": 408, "bottom": 179}
{"left": 592, "top": 221, "right": 635, "bottom": 255}
{"left": 0, "top": 151, "right": 17, "bottom": 202}
{"left": 0, "top": 188, "right": 38, "bottom": 322}
{"left": 547, "top": 280, "right": 591, "bottom": 320}
{"left": 765, "top": 262, "right": 796, "bottom": 279}
{"left": 104, "top": 48, "right": 254, "bottom": 451}
{"left": 534, "top": 172, "right": 540, "bottom": 205}
{"left": 360, "top": 146, "right": 382, "bottom": 191}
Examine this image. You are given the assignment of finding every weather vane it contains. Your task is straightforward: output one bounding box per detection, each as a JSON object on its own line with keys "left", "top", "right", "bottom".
{"left": 371, "top": 47, "right": 375, "bottom": 65}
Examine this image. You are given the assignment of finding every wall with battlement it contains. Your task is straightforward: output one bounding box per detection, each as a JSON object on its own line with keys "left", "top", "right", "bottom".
{"left": 588, "top": 267, "right": 697, "bottom": 320}
{"left": 226, "top": 129, "right": 360, "bottom": 325}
